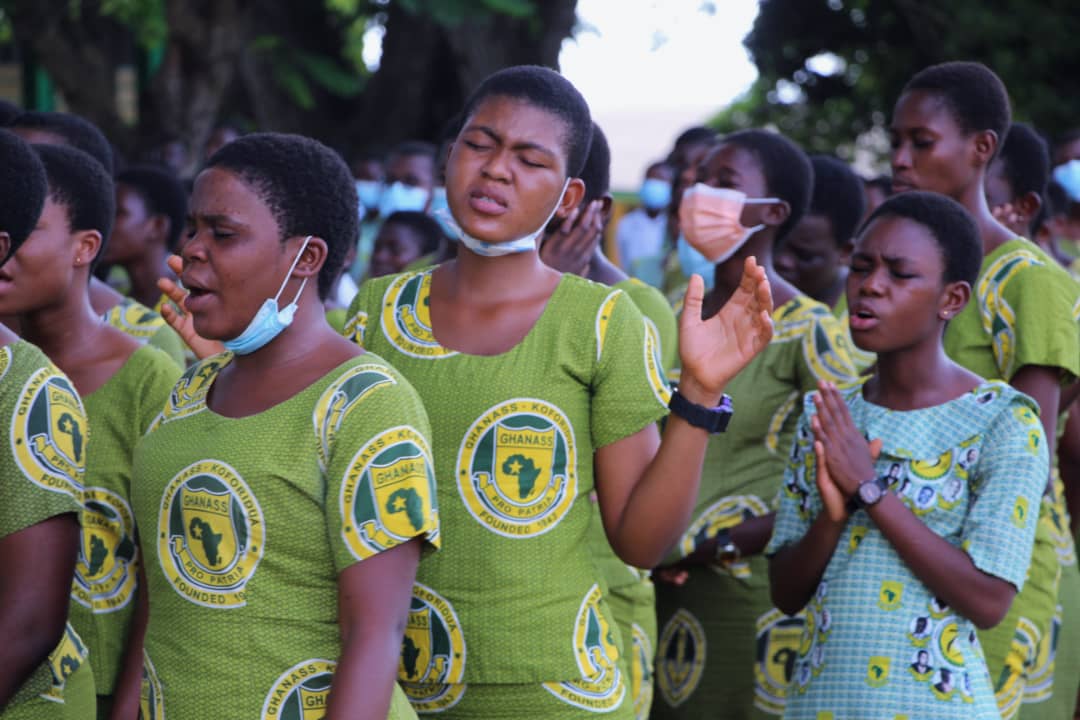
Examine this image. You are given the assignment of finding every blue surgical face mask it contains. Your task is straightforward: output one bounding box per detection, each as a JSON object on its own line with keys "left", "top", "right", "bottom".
{"left": 1053, "top": 160, "right": 1080, "bottom": 202}
{"left": 356, "top": 180, "right": 383, "bottom": 213}
{"left": 222, "top": 236, "right": 312, "bottom": 355}
{"left": 640, "top": 178, "right": 672, "bottom": 211}
{"left": 428, "top": 186, "right": 456, "bottom": 240}
{"left": 676, "top": 233, "right": 715, "bottom": 290}
{"left": 440, "top": 179, "right": 571, "bottom": 257}
{"left": 378, "top": 181, "right": 430, "bottom": 218}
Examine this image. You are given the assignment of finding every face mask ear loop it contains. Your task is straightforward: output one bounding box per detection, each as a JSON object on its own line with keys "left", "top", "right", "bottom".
{"left": 273, "top": 235, "right": 313, "bottom": 306}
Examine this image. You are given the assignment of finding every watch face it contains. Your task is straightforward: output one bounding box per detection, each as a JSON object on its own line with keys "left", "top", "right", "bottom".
{"left": 859, "top": 481, "right": 883, "bottom": 505}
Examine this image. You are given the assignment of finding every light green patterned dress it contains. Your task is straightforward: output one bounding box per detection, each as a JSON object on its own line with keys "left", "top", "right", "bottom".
{"left": 131, "top": 353, "right": 437, "bottom": 720}
{"left": 1, "top": 341, "right": 95, "bottom": 720}
{"left": 346, "top": 269, "right": 671, "bottom": 718}
{"left": 767, "top": 382, "right": 1048, "bottom": 719}
{"left": 653, "top": 295, "right": 858, "bottom": 719}
{"left": 944, "top": 238, "right": 1080, "bottom": 720}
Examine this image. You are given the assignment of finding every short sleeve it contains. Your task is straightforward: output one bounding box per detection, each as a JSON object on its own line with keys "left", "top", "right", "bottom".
{"left": 766, "top": 404, "right": 819, "bottom": 556}
{"left": 960, "top": 395, "right": 1049, "bottom": 589}
{"left": 325, "top": 362, "right": 439, "bottom": 571}
{"left": 147, "top": 325, "right": 188, "bottom": 370}
{"left": 997, "top": 262, "right": 1080, "bottom": 382}
{"left": 796, "top": 305, "right": 860, "bottom": 393}
{"left": 591, "top": 289, "right": 670, "bottom": 449}
{"left": 0, "top": 365, "right": 85, "bottom": 539}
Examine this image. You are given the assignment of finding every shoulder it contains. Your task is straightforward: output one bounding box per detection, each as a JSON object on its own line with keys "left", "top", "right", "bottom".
{"left": 148, "top": 353, "right": 232, "bottom": 432}
{"left": 981, "top": 239, "right": 1078, "bottom": 297}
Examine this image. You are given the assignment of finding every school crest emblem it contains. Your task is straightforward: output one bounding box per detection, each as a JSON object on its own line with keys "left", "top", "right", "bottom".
{"left": 151, "top": 356, "right": 228, "bottom": 430}
{"left": 140, "top": 651, "right": 165, "bottom": 720}
{"left": 457, "top": 399, "right": 577, "bottom": 538}
{"left": 679, "top": 495, "right": 770, "bottom": 577}
{"left": 158, "top": 459, "right": 265, "bottom": 608}
{"left": 341, "top": 426, "right": 437, "bottom": 560}
{"left": 754, "top": 608, "right": 805, "bottom": 714}
{"left": 399, "top": 583, "right": 467, "bottom": 712}
{"left": 866, "top": 656, "right": 891, "bottom": 687}
{"left": 542, "top": 584, "right": 626, "bottom": 711}
{"left": 72, "top": 487, "right": 138, "bottom": 612}
{"left": 643, "top": 317, "right": 673, "bottom": 406}
{"left": 630, "top": 623, "right": 654, "bottom": 720}
{"left": 261, "top": 659, "right": 335, "bottom": 720}
{"left": 313, "top": 363, "right": 397, "bottom": 470}
{"left": 878, "top": 581, "right": 904, "bottom": 612}
{"left": 381, "top": 272, "right": 457, "bottom": 358}
{"left": 103, "top": 299, "right": 164, "bottom": 338}
{"left": 41, "top": 624, "right": 88, "bottom": 702}
{"left": 657, "top": 608, "right": 706, "bottom": 708}
{"left": 12, "top": 368, "right": 85, "bottom": 499}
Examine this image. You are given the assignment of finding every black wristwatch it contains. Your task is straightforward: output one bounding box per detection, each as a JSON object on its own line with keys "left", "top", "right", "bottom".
{"left": 668, "top": 389, "right": 734, "bottom": 434}
{"left": 712, "top": 527, "right": 741, "bottom": 566}
{"left": 846, "top": 475, "right": 889, "bottom": 514}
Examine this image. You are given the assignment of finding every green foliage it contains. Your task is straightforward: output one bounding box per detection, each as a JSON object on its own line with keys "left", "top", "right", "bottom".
{"left": 714, "top": 0, "right": 1080, "bottom": 158}
{"left": 99, "top": 0, "right": 166, "bottom": 48}
{"left": 251, "top": 34, "right": 365, "bottom": 110}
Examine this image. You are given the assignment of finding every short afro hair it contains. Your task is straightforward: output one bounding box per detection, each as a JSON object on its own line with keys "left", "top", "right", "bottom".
{"left": 719, "top": 129, "right": 813, "bottom": 242}
{"left": 0, "top": 129, "right": 48, "bottom": 263}
{"left": 808, "top": 155, "right": 865, "bottom": 247}
{"left": 994, "top": 123, "right": 1050, "bottom": 234}
{"left": 461, "top": 65, "right": 592, "bottom": 178}
{"left": 116, "top": 164, "right": 190, "bottom": 253}
{"left": 12, "top": 111, "right": 115, "bottom": 175}
{"left": 205, "top": 132, "right": 359, "bottom": 300}
{"left": 0, "top": 99, "right": 21, "bottom": 126}
{"left": 673, "top": 126, "right": 717, "bottom": 151}
{"left": 33, "top": 143, "right": 116, "bottom": 267}
{"left": 903, "top": 62, "right": 1011, "bottom": 159}
{"left": 579, "top": 122, "right": 611, "bottom": 203}
{"left": 1044, "top": 180, "right": 1068, "bottom": 219}
{"left": 381, "top": 211, "right": 445, "bottom": 256}
{"left": 859, "top": 190, "right": 981, "bottom": 286}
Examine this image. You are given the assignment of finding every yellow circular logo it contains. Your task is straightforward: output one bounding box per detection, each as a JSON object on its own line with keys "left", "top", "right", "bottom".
{"left": 754, "top": 608, "right": 805, "bottom": 714}
{"left": 457, "top": 399, "right": 577, "bottom": 538}
{"left": 381, "top": 272, "right": 457, "bottom": 359}
{"left": 643, "top": 317, "right": 673, "bottom": 407}
{"left": 910, "top": 449, "right": 953, "bottom": 480}
{"left": 313, "top": 363, "right": 397, "bottom": 471}
{"left": 542, "top": 584, "right": 626, "bottom": 712}
{"left": 140, "top": 650, "right": 165, "bottom": 720}
{"left": 103, "top": 299, "right": 164, "bottom": 338}
{"left": 0, "top": 345, "right": 12, "bottom": 381}
{"left": 11, "top": 367, "right": 86, "bottom": 499}
{"left": 151, "top": 356, "right": 228, "bottom": 431}
{"left": 261, "top": 659, "right": 335, "bottom": 719}
{"left": 340, "top": 426, "right": 437, "bottom": 561}
{"left": 157, "top": 459, "right": 265, "bottom": 608}
{"left": 679, "top": 495, "right": 770, "bottom": 575}
{"left": 631, "top": 622, "right": 654, "bottom": 720}
{"left": 73, "top": 487, "right": 138, "bottom": 612}
{"left": 656, "top": 608, "right": 706, "bottom": 708}
{"left": 400, "top": 582, "right": 467, "bottom": 713}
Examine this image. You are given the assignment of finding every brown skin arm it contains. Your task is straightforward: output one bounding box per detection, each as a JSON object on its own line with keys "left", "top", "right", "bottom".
{"left": 790, "top": 383, "right": 1017, "bottom": 628}
{"left": 109, "top": 559, "right": 148, "bottom": 720}
{"left": 0, "top": 514, "right": 80, "bottom": 710}
{"left": 326, "top": 538, "right": 421, "bottom": 720}
{"left": 1060, "top": 401, "right": 1080, "bottom": 535}
{"left": 1011, "top": 365, "right": 1061, "bottom": 493}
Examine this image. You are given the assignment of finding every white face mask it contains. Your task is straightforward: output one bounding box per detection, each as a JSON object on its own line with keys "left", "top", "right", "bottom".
{"left": 221, "top": 236, "right": 311, "bottom": 355}
{"left": 439, "top": 179, "right": 571, "bottom": 257}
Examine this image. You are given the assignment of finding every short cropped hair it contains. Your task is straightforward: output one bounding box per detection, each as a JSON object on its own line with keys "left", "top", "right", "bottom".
{"left": 0, "top": 129, "right": 48, "bottom": 262}
{"left": 996, "top": 123, "right": 1050, "bottom": 200}
{"left": 579, "top": 122, "right": 611, "bottom": 203}
{"left": 382, "top": 211, "right": 444, "bottom": 256}
{"left": 205, "top": 132, "right": 359, "bottom": 300}
{"left": 903, "top": 62, "right": 1011, "bottom": 158}
{"left": 808, "top": 155, "right": 866, "bottom": 247}
{"left": 860, "top": 190, "right": 981, "bottom": 286}
{"left": 461, "top": 65, "right": 592, "bottom": 178}
{"left": 13, "top": 111, "right": 115, "bottom": 175}
{"left": 34, "top": 143, "right": 116, "bottom": 267}
{"left": 116, "top": 164, "right": 190, "bottom": 252}
{"left": 720, "top": 129, "right": 813, "bottom": 241}
{"left": 0, "top": 99, "right": 21, "bottom": 126}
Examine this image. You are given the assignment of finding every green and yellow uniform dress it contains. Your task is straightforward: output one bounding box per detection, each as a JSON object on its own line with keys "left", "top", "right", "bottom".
{"left": 943, "top": 238, "right": 1080, "bottom": 720}
{"left": 102, "top": 298, "right": 186, "bottom": 369}
{"left": 586, "top": 278, "right": 678, "bottom": 720}
{"left": 768, "top": 382, "right": 1048, "bottom": 719}
{"left": 130, "top": 352, "right": 439, "bottom": 720}
{"left": 653, "top": 296, "right": 857, "bottom": 719}
{"left": 67, "top": 345, "right": 180, "bottom": 714}
{"left": 1, "top": 341, "right": 94, "bottom": 719}
{"left": 345, "top": 269, "right": 671, "bottom": 718}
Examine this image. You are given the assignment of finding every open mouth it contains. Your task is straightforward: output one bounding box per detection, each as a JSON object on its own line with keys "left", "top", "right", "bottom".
{"left": 849, "top": 307, "right": 879, "bottom": 331}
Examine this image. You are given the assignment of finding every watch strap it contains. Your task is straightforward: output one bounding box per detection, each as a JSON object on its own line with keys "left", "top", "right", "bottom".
{"left": 669, "top": 389, "right": 734, "bottom": 434}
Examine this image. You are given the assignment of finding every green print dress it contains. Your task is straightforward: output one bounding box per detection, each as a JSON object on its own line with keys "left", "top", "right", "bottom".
{"left": 943, "top": 238, "right": 1080, "bottom": 720}
{"left": 130, "top": 352, "right": 439, "bottom": 720}
{"left": 614, "top": 277, "right": 679, "bottom": 374}
{"left": 0, "top": 341, "right": 94, "bottom": 720}
{"left": 653, "top": 295, "right": 857, "bottom": 720}
{"left": 67, "top": 345, "right": 181, "bottom": 701}
{"left": 345, "top": 269, "right": 671, "bottom": 718}
{"left": 102, "top": 297, "right": 187, "bottom": 368}
{"left": 767, "top": 382, "right": 1048, "bottom": 720}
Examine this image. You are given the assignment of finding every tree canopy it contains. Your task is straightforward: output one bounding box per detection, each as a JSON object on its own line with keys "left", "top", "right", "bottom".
{"left": 714, "top": 0, "right": 1080, "bottom": 161}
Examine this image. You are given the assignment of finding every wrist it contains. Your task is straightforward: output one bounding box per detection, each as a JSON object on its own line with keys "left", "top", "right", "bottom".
{"left": 675, "top": 374, "right": 723, "bottom": 407}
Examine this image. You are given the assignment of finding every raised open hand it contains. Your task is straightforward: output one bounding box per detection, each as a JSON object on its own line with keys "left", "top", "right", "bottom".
{"left": 677, "top": 256, "right": 773, "bottom": 403}
{"left": 158, "top": 254, "right": 225, "bottom": 360}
